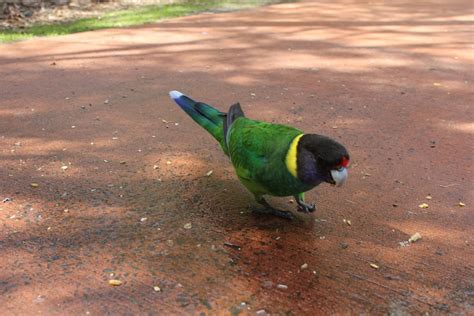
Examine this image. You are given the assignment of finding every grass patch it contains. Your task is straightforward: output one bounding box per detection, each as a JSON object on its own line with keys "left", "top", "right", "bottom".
{"left": 0, "top": 0, "right": 285, "bottom": 43}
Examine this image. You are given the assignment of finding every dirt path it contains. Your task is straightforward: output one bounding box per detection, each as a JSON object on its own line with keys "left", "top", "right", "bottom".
{"left": 0, "top": 0, "right": 473, "bottom": 314}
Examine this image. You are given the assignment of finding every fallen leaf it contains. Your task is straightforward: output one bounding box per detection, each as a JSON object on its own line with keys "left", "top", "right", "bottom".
{"left": 370, "top": 263, "right": 380, "bottom": 269}
{"left": 108, "top": 279, "right": 122, "bottom": 286}
{"left": 408, "top": 232, "right": 422, "bottom": 243}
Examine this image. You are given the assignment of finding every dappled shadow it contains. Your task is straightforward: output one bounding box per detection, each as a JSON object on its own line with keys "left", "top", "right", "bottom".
{"left": 0, "top": 0, "right": 473, "bottom": 314}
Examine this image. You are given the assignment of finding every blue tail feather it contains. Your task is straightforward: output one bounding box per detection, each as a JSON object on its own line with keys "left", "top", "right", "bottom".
{"left": 169, "top": 90, "right": 226, "bottom": 150}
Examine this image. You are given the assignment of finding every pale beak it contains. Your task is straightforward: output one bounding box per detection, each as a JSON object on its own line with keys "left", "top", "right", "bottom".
{"left": 330, "top": 168, "right": 348, "bottom": 187}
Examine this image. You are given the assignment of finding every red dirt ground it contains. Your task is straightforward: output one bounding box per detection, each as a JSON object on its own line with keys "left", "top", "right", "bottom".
{"left": 0, "top": 0, "right": 473, "bottom": 314}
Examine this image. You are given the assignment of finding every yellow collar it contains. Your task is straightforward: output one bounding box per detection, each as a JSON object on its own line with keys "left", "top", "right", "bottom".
{"left": 285, "top": 134, "right": 304, "bottom": 178}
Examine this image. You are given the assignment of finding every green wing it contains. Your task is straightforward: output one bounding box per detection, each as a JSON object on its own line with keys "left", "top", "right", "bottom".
{"left": 227, "top": 117, "right": 303, "bottom": 197}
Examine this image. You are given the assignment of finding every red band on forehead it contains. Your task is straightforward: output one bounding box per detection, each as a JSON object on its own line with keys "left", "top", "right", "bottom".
{"left": 341, "top": 157, "right": 349, "bottom": 168}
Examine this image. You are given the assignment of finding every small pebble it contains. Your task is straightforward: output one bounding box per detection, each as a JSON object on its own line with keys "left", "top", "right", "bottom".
{"left": 30, "top": 183, "right": 39, "bottom": 188}
{"left": 399, "top": 241, "right": 410, "bottom": 247}
{"left": 425, "top": 195, "right": 432, "bottom": 200}
{"left": 370, "top": 263, "right": 380, "bottom": 269}
{"left": 277, "top": 284, "right": 288, "bottom": 290}
{"left": 183, "top": 223, "right": 192, "bottom": 229}
{"left": 256, "top": 309, "right": 269, "bottom": 316}
{"left": 153, "top": 286, "right": 161, "bottom": 292}
{"left": 300, "top": 263, "right": 308, "bottom": 270}
{"left": 140, "top": 217, "right": 147, "bottom": 222}
{"left": 458, "top": 202, "right": 465, "bottom": 207}
{"left": 418, "top": 203, "right": 429, "bottom": 209}
{"left": 205, "top": 170, "right": 213, "bottom": 177}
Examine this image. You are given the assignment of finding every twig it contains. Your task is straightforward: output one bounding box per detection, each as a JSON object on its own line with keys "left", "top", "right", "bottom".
{"left": 223, "top": 242, "right": 241, "bottom": 250}
{"left": 345, "top": 271, "right": 437, "bottom": 308}
{"left": 439, "top": 183, "right": 458, "bottom": 188}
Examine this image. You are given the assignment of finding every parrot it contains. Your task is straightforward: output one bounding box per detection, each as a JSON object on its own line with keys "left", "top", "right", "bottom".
{"left": 169, "top": 90, "right": 350, "bottom": 219}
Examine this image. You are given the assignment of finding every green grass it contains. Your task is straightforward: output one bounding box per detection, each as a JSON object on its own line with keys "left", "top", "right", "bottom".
{"left": 0, "top": 0, "right": 283, "bottom": 43}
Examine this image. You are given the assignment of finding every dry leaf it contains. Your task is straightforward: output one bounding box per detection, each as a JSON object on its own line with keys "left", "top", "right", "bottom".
{"left": 370, "top": 263, "right": 380, "bottom": 269}
{"left": 408, "top": 232, "right": 422, "bottom": 243}
{"left": 108, "top": 279, "right": 122, "bottom": 286}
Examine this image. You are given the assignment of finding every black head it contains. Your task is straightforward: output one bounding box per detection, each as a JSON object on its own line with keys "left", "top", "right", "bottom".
{"left": 296, "top": 134, "right": 350, "bottom": 186}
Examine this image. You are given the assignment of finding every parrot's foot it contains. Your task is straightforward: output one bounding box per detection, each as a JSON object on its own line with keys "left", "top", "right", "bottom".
{"left": 252, "top": 198, "right": 294, "bottom": 220}
{"left": 295, "top": 198, "right": 316, "bottom": 213}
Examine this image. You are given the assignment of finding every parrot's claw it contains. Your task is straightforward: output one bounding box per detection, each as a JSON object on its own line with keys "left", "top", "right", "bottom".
{"left": 251, "top": 207, "right": 294, "bottom": 220}
{"left": 252, "top": 198, "right": 294, "bottom": 220}
{"left": 296, "top": 201, "right": 316, "bottom": 213}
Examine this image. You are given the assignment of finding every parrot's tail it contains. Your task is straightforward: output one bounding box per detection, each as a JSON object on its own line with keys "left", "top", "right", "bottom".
{"left": 169, "top": 90, "right": 227, "bottom": 151}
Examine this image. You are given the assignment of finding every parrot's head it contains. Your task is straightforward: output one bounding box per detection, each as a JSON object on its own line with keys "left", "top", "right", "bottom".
{"left": 297, "top": 134, "right": 350, "bottom": 187}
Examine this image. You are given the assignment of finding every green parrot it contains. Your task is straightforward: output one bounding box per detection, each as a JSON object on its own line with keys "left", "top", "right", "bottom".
{"left": 169, "top": 91, "right": 350, "bottom": 219}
